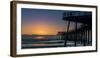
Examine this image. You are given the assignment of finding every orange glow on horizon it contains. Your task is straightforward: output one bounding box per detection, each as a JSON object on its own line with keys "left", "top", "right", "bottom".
{"left": 33, "top": 30, "right": 48, "bottom": 35}
{"left": 22, "top": 23, "right": 62, "bottom": 35}
{"left": 31, "top": 24, "right": 58, "bottom": 35}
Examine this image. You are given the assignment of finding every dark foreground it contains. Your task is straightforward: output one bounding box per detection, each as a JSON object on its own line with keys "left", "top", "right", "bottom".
{"left": 22, "top": 35, "right": 92, "bottom": 49}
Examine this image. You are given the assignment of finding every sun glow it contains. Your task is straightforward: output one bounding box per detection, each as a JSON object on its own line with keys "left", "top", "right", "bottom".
{"left": 32, "top": 24, "right": 54, "bottom": 35}
{"left": 22, "top": 19, "right": 66, "bottom": 35}
{"left": 33, "top": 30, "right": 48, "bottom": 35}
{"left": 22, "top": 23, "right": 66, "bottom": 35}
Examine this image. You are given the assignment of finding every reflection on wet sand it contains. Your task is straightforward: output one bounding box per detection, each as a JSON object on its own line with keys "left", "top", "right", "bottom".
{"left": 34, "top": 36, "right": 45, "bottom": 40}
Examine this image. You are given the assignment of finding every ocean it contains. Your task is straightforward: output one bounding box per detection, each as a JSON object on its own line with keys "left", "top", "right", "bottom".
{"left": 21, "top": 35, "right": 92, "bottom": 49}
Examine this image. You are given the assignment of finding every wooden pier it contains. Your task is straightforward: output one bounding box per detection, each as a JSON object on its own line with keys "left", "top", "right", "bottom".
{"left": 58, "top": 11, "right": 92, "bottom": 47}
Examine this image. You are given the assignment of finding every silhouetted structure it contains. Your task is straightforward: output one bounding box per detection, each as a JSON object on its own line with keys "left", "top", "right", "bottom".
{"left": 58, "top": 11, "right": 92, "bottom": 47}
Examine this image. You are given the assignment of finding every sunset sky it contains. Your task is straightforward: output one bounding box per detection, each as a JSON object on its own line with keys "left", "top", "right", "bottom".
{"left": 21, "top": 8, "right": 84, "bottom": 35}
